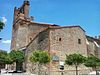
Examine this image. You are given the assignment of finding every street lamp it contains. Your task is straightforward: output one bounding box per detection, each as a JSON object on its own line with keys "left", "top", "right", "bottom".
{"left": 59, "top": 61, "right": 64, "bottom": 75}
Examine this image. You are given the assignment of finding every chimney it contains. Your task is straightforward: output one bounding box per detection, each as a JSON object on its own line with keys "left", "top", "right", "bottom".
{"left": 95, "top": 36, "right": 97, "bottom": 39}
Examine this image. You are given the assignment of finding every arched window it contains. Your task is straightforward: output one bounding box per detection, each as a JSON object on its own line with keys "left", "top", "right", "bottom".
{"left": 59, "top": 38, "right": 61, "bottom": 41}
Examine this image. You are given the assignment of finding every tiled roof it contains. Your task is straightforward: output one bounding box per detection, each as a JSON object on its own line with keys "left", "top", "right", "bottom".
{"left": 20, "top": 18, "right": 85, "bottom": 32}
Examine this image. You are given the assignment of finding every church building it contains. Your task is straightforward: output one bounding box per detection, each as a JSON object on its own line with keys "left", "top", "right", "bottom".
{"left": 11, "top": 1, "right": 100, "bottom": 75}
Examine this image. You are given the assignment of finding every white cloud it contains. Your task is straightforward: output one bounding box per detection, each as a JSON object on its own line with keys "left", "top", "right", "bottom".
{"left": 2, "top": 40, "right": 11, "bottom": 44}
{"left": 1, "top": 17, "right": 7, "bottom": 24}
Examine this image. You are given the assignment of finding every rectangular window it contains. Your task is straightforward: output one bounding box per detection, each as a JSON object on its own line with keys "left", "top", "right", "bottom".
{"left": 78, "top": 39, "right": 81, "bottom": 44}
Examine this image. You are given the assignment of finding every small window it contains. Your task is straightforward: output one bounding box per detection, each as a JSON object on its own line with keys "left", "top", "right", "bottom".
{"left": 20, "top": 8, "right": 24, "bottom": 14}
{"left": 59, "top": 38, "right": 61, "bottom": 41}
{"left": 78, "top": 39, "right": 81, "bottom": 44}
{"left": 30, "top": 38, "right": 32, "bottom": 41}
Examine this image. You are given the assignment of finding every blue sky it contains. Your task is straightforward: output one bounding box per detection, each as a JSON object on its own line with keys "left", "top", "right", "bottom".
{"left": 0, "top": 0, "right": 100, "bottom": 52}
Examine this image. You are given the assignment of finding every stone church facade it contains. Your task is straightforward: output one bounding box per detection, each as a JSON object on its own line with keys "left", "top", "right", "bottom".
{"left": 11, "top": 1, "right": 100, "bottom": 75}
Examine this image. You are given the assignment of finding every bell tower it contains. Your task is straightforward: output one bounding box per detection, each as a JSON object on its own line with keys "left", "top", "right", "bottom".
{"left": 11, "top": 0, "right": 30, "bottom": 50}
{"left": 13, "top": 0, "right": 30, "bottom": 23}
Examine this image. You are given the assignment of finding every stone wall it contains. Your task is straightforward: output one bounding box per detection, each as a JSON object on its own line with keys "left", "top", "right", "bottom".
{"left": 25, "top": 29, "right": 50, "bottom": 73}
{"left": 50, "top": 27, "right": 87, "bottom": 56}
{"left": 11, "top": 23, "right": 92, "bottom": 75}
{"left": 11, "top": 20, "right": 49, "bottom": 49}
{"left": 27, "top": 23, "right": 48, "bottom": 44}
{"left": 16, "top": 22, "right": 29, "bottom": 49}
{"left": 11, "top": 20, "right": 20, "bottom": 50}
{"left": 86, "top": 36, "right": 100, "bottom": 58}
{"left": 24, "top": 26, "right": 91, "bottom": 75}
{"left": 49, "top": 27, "right": 89, "bottom": 75}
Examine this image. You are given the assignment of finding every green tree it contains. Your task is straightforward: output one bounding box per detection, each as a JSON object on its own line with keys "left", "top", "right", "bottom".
{"left": 65, "top": 53, "right": 86, "bottom": 75}
{"left": 3, "top": 53, "right": 13, "bottom": 64}
{"left": 0, "top": 50, "right": 13, "bottom": 70}
{"left": 0, "top": 20, "right": 5, "bottom": 31}
{"left": 3, "top": 53, "right": 13, "bottom": 70}
{"left": 0, "top": 20, "right": 5, "bottom": 40}
{"left": 0, "top": 50, "right": 7, "bottom": 64}
{"left": 9, "top": 50, "right": 25, "bottom": 71}
{"left": 9, "top": 50, "right": 24, "bottom": 63}
{"left": 0, "top": 51, "right": 14, "bottom": 64}
{"left": 84, "top": 55, "right": 100, "bottom": 75}
{"left": 29, "top": 50, "right": 51, "bottom": 75}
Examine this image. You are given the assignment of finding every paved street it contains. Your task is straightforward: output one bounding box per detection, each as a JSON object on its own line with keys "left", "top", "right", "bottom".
{"left": 0, "top": 73, "right": 36, "bottom": 75}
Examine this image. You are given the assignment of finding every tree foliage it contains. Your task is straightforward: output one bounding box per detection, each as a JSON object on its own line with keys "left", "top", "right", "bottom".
{"left": 0, "top": 50, "right": 7, "bottom": 64}
{"left": 0, "top": 50, "right": 24, "bottom": 65}
{"left": 65, "top": 53, "right": 86, "bottom": 75}
{"left": 0, "top": 50, "right": 13, "bottom": 64}
{"left": 29, "top": 50, "right": 51, "bottom": 75}
{"left": 4, "top": 54, "right": 13, "bottom": 64}
{"left": 84, "top": 55, "right": 100, "bottom": 75}
{"left": 9, "top": 50, "right": 24, "bottom": 63}
{"left": 84, "top": 55, "right": 100, "bottom": 68}
{"left": 29, "top": 50, "right": 50, "bottom": 64}
{"left": 0, "top": 20, "right": 5, "bottom": 31}
{"left": 65, "top": 53, "right": 86, "bottom": 66}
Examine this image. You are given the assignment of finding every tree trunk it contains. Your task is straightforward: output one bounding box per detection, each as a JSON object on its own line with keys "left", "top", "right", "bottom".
{"left": 95, "top": 67, "right": 98, "bottom": 75}
{"left": 37, "top": 63, "right": 41, "bottom": 75}
{"left": 5, "top": 64, "right": 8, "bottom": 70}
{"left": 96, "top": 70, "right": 98, "bottom": 75}
{"left": 75, "top": 65, "right": 78, "bottom": 75}
{"left": 93, "top": 66, "right": 98, "bottom": 75}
